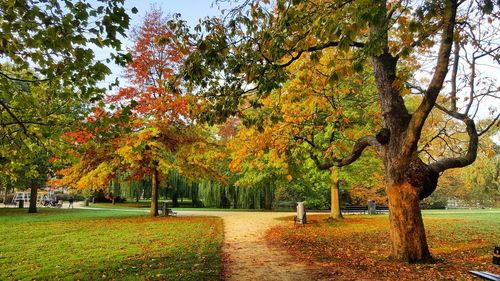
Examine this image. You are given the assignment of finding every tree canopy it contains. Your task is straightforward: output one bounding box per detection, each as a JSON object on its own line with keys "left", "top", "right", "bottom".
{"left": 171, "top": 0, "right": 500, "bottom": 262}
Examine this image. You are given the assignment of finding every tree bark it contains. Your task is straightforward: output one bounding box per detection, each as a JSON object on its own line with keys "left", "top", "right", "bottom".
{"left": 150, "top": 167, "right": 159, "bottom": 217}
{"left": 28, "top": 185, "right": 37, "bottom": 213}
{"left": 387, "top": 182, "right": 432, "bottom": 262}
{"left": 330, "top": 180, "right": 343, "bottom": 219}
{"left": 330, "top": 168, "right": 343, "bottom": 219}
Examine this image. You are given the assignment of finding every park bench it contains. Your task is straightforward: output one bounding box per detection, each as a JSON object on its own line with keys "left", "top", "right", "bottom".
{"left": 4, "top": 200, "right": 18, "bottom": 208}
{"left": 469, "top": 246, "right": 500, "bottom": 281}
{"left": 342, "top": 206, "right": 368, "bottom": 214}
{"left": 158, "top": 202, "right": 177, "bottom": 216}
{"left": 376, "top": 205, "right": 389, "bottom": 214}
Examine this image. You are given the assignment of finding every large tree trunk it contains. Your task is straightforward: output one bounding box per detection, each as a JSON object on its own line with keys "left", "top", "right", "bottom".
{"left": 150, "top": 167, "right": 159, "bottom": 217}
{"left": 386, "top": 181, "right": 432, "bottom": 262}
{"left": 28, "top": 185, "right": 37, "bottom": 213}
{"left": 369, "top": 1, "right": 438, "bottom": 259}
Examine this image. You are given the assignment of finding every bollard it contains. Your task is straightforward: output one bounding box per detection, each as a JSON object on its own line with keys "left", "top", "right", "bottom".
{"left": 296, "top": 202, "right": 307, "bottom": 224}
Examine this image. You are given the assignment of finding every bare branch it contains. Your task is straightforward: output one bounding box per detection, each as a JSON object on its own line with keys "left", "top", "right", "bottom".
{"left": 450, "top": 39, "right": 459, "bottom": 112}
{"left": 478, "top": 113, "right": 500, "bottom": 137}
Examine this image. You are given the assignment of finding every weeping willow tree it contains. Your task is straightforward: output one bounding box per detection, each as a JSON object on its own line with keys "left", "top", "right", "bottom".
{"left": 119, "top": 179, "right": 149, "bottom": 202}
{"left": 166, "top": 169, "right": 200, "bottom": 207}
{"left": 197, "top": 180, "right": 266, "bottom": 209}
{"left": 94, "top": 168, "right": 275, "bottom": 209}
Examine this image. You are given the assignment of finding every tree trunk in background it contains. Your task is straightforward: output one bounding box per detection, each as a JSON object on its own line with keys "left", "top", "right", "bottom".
{"left": 172, "top": 190, "right": 179, "bottom": 207}
{"left": 330, "top": 168, "right": 343, "bottom": 219}
{"left": 28, "top": 185, "right": 37, "bottom": 213}
{"left": 330, "top": 180, "right": 343, "bottom": 219}
{"left": 150, "top": 167, "right": 159, "bottom": 217}
{"left": 263, "top": 183, "right": 273, "bottom": 210}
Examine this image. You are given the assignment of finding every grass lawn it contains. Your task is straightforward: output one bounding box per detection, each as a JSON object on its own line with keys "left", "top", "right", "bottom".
{"left": 88, "top": 202, "right": 152, "bottom": 209}
{"left": 266, "top": 209, "right": 500, "bottom": 280}
{"left": 0, "top": 208, "right": 223, "bottom": 281}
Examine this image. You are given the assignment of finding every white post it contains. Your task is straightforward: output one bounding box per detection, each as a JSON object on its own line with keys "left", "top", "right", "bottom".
{"left": 296, "top": 202, "right": 306, "bottom": 224}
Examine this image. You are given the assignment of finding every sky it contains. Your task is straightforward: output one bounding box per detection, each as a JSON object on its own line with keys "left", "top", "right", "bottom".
{"left": 125, "top": 0, "right": 223, "bottom": 27}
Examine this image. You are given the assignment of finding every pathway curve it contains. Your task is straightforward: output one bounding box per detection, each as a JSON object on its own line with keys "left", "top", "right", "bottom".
{"left": 179, "top": 211, "right": 320, "bottom": 281}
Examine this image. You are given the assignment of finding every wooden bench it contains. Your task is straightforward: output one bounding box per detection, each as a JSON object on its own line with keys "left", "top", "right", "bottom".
{"left": 342, "top": 206, "right": 368, "bottom": 214}
{"left": 469, "top": 246, "right": 500, "bottom": 280}
{"left": 376, "top": 205, "right": 389, "bottom": 214}
{"left": 158, "top": 202, "right": 177, "bottom": 216}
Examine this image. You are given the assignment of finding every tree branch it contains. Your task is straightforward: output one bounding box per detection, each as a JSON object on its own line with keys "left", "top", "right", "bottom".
{"left": 0, "top": 99, "right": 29, "bottom": 136}
{"left": 310, "top": 136, "right": 381, "bottom": 170}
{"left": 429, "top": 117, "right": 477, "bottom": 173}
{"left": 478, "top": 113, "right": 500, "bottom": 137}
{"left": 403, "top": 0, "right": 457, "bottom": 156}
{"left": 0, "top": 71, "right": 48, "bottom": 83}
{"left": 276, "top": 40, "right": 365, "bottom": 68}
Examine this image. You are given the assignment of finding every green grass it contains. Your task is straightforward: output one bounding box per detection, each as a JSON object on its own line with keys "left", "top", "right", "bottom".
{"left": 0, "top": 208, "right": 223, "bottom": 281}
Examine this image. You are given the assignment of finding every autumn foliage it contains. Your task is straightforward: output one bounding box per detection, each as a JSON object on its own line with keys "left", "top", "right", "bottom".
{"left": 266, "top": 214, "right": 500, "bottom": 280}
{"left": 53, "top": 9, "right": 218, "bottom": 204}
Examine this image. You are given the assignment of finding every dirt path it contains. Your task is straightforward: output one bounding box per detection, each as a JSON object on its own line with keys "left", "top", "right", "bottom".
{"left": 179, "top": 211, "right": 319, "bottom": 281}
{"left": 72, "top": 205, "right": 321, "bottom": 280}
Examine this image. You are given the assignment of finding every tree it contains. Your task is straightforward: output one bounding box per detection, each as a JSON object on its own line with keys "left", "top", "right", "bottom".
{"left": 222, "top": 49, "right": 381, "bottom": 218}
{"left": 1, "top": 1, "right": 136, "bottom": 213}
{"left": 56, "top": 9, "right": 222, "bottom": 216}
{"left": 173, "top": 0, "right": 500, "bottom": 262}
{"left": 0, "top": 0, "right": 135, "bottom": 134}
{"left": 0, "top": 66, "right": 88, "bottom": 213}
